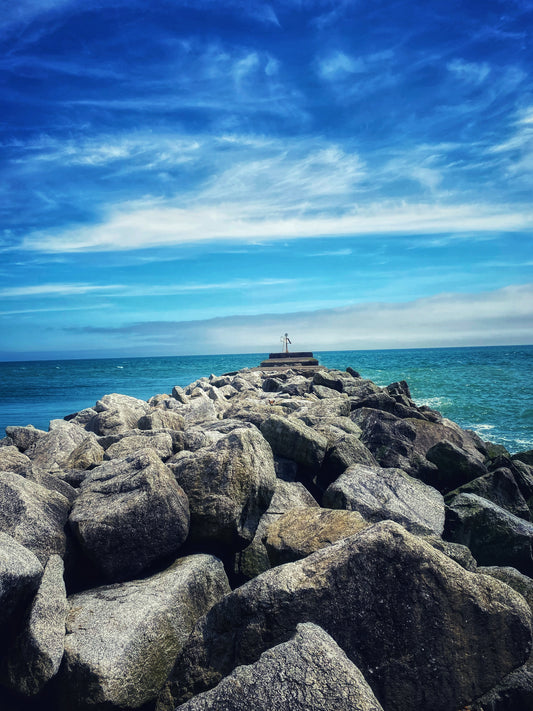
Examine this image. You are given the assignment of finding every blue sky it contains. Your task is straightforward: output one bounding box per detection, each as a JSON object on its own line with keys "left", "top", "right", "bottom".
{"left": 1, "top": 0, "right": 532, "bottom": 359}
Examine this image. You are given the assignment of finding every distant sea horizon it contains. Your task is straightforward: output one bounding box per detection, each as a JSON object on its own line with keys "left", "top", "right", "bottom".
{"left": 1, "top": 344, "right": 532, "bottom": 455}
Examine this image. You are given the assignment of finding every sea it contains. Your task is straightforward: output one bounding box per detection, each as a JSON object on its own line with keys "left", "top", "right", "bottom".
{"left": 1, "top": 345, "right": 532, "bottom": 455}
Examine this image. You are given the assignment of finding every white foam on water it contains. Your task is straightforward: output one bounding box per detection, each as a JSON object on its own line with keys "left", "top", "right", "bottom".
{"left": 414, "top": 396, "right": 452, "bottom": 410}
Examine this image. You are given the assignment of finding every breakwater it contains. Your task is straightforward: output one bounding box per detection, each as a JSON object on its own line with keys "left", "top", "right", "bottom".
{"left": 1, "top": 364, "right": 533, "bottom": 710}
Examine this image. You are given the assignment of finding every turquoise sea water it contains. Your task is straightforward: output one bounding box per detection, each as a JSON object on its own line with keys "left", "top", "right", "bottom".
{"left": 1, "top": 345, "right": 532, "bottom": 454}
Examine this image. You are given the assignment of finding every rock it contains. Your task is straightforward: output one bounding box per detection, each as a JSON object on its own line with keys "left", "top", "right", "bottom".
{"left": 0, "top": 446, "right": 32, "bottom": 475}
{"left": 323, "top": 463, "right": 445, "bottom": 536}
{"left": 103, "top": 431, "right": 174, "bottom": 461}
{"left": 172, "top": 623, "right": 384, "bottom": 711}
{"left": 423, "top": 535, "right": 478, "bottom": 571}
{"left": 264, "top": 507, "right": 369, "bottom": 565}
{"left": 63, "top": 434, "right": 104, "bottom": 470}
{"left": 69, "top": 449, "right": 190, "bottom": 581}
{"left": 351, "top": 408, "right": 417, "bottom": 471}
{"left": 0, "top": 472, "right": 70, "bottom": 564}
{"left": 312, "top": 370, "right": 344, "bottom": 392}
{"left": 172, "top": 385, "right": 189, "bottom": 403}
{"left": 446, "top": 468, "right": 530, "bottom": 521}
{"left": 515, "top": 451, "right": 533, "bottom": 467}
{"left": 445, "top": 493, "right": 533, "bottom": 575}
{"left": 477, "top": 566, "right": 533, "bottom": 611}
{"left": 59, "top": 555, "right": 230, "bottom": 711}
{"left": 4, "top": 426, "right": 47, "bottom": 453}
{"left": 2, "top": 555, "right": 67, "bottom": 696}
{"left": 164, "top": 521, "right": 532, "bottom": 711}
{"left": 25, "top": 420, "right": 88, "bottom": 473}
{"left": 138, "top": 410, "right": 185, "bottom": 431}
{"left": 0, "top": 532, "right": 43, "bottom": 631}
{"left": 260, "top": 415, "right": 327, "bottom": 473}
{"left": 235, "top": 480, "right": 319, "bottom": 580}
{"left": 25, "top": 468, "right": 78, "bottom": 504}
{"left": 183, "top": 396, "right": 218, "bottom": 425}
{"left": 91, "top": 393, "right": 150, "bottom": 436}
{"left": 426, "top": 440, "right": 488, "bottom": 492}
{"left": 319, "top": 434, "right": 378, "bottom": 488}
{"left": 171, "top": 428, "right": 276, "bottom": 548}
{"left": 224, "top": 396, "right": 287, "bottom": 428}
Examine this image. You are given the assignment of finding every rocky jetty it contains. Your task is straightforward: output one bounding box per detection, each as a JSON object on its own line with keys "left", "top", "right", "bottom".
{"left": 0, "top": 364, "right": 533, "bottom": 711}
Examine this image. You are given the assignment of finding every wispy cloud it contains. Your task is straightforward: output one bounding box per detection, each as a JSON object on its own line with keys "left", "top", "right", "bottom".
{"left": 447, "top": 58, "right": 491, "bottom": 85}
{"left": 66, "top": 284, "right": 533, "bottom": 353}
{"left": 0, "top": 283, "right": 124, "bottom": 297}
{"left": 18, "top": 199, "right": 533, "bottom": 253}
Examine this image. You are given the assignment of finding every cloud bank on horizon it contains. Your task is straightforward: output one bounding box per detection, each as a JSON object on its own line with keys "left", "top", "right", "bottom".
{"left": 1, "top": 0, "right": 532, "bottom": 358}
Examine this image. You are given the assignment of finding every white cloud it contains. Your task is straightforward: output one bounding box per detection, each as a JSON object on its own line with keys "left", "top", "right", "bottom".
{"left": 316, "top": 51, "right": 364, "bottom": 79}
{"left": 77, "top": 284, "right": 533, "bottom": 353}
{"left": 19, "top": 200, "right": 533, "bottom": 253}
{"left": 0, "top": 283, "right": 124, "bottom": 297}
{"left": 447, "top": 59, "right": 491, "bottom": 84}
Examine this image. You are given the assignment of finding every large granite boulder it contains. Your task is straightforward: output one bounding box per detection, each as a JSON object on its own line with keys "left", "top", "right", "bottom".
{"left": 445, "top": 493, "right": 533, "bottom": 575}
{"left": 162, "top": 521, "right": 531, "bottom": 711}
{"left": 59, "top": 555, "right": 230, "bottom": 711}
{"left": 4, "top": 425, "right": 47, "bottom": 453}
{"left": 69, "top": 449, "right": 190, "bottom": 581}
{"left": 319, "top": 434, "right": 378, "bottom": 487}
{"left": 264, "top": 507, "right": 369, "bottom": 565}
{"left": 103, "top": 431, "right": 174, "bottom": 461}
{"left": 446, "top": 468, "right": 531, "bottom": 521}
{"left": 25, "top": 420, "right": 88, "bottom": 473}
{"left": 170, "top": 428, "right": 276, "bottom": 548}
{"left": 323, "top": 463, "right": 445, "bottom": 535}
{"left": 426, "top": 440, "right": 488, "bottom": 492}
{"left": 0, "top": 446, "right": 32, "bottom": 475}
{"left": 0, "top": 472, "right": 70, "bottom": 564}
{"left": 90, "top": 393, "right": 151, "bottom": 436}
{"left": 2, "top": 555, "right": 67, "bottom": 696}
{"left": 0, "top": 532, "right": 43, "bottom": 631}
{"left": 260, "top": 414, "right": 327, "bottom": 472}
{"left": 351, "top": 408, "right": 418, "bottom": 472}
{"left": 63, "top": 434, "right": 104, "bottom": 470}
{"left": 235, "top": 479, "right": 319, "bottom": 580}
{"left": 173, "top": 623, "right": 384, "bottom": 711}
{"left": 138, "top": 409, "right": 185, "bottom": 431}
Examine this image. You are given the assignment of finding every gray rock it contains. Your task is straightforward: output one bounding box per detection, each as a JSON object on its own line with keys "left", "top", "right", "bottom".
{"left": 0, "top": 532, "right": 43, "bottom": 630}
{"left": 319, "top": 433, "right": 378, "bottom": 487}
{"left": 25, "top": 468, "right": 78, "bottom": 504}
{"left": 351, "top": 408, "right": 418, "bottom": 472}
{"left": 423, "top": 535, "right": 478, "bottom": 571}
{"left": 477, "top": 566, "right": 533, "bottom": 611}
{"left": 312, "top": 370, "right": 344, "bottom": 392}
{"left": 172, "top": 623, "right": 384, "bottom": 711}
{"left": 69, "top": 449, "right": 189, "bottom": 581}
{"left": 446, "top": 468, "right": 530, "bottom": 520}
{"left": 91, "top": 393, "right": 150, "bottom": 436}
{"left": 426, "top": 440, "right": 488, "bottom": 492}
{"left": 2, "top": 555, "right": 67, "bottom": 696}
{"left": 224, "top": 396, "right": 287, "bottom": 428}
{"left": 5, "top": 426, "right": 47, "bottom": 453}
{"left": 59, "top": 555, "right": 230, "bottom": 711}
{"left": 235, "top": 480, "right": 319, "bottom": 579}
{"left": 63, "top": 434, "right": 104, "bottom": 470}
{"left": 104, "top": 431, "right": 174, "bottom": 461}
{"left": 25, "top": 420, "right": 88, "bottom": 473}
{"left": 164, "top": 521, "right": 531, "bottom": 711}
{"left": 0, "top": 446, "right": 32, "bottom": 475}
{"left": 138, "top": 409, "right": 185, "bottom": 431}
{"left": 514, "top": 450, "right": 533, "bottom": 467}
{"left": 445, "top": 493, "right": 533, "bottom": 575}
{"left": 260, "top": 415, "right": 327, "bottom": 472}
{"left": 265, "top": 507, "right": 369, "bottom": 565}
{"left": 0, "top": 472, "right": 70, "bottom": 564}
{"left": 323, "top": 463, "right": 445, "bottom": 536}
{"left": 172, "top": 428, "right": 276, "bottom": 547}
{"left": 172, "top": 385, "right": 189, "bottom": 404}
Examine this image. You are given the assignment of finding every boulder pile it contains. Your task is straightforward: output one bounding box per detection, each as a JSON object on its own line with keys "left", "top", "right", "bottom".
{"left": 1, "top": 365, "right": 533, "bottom": 711}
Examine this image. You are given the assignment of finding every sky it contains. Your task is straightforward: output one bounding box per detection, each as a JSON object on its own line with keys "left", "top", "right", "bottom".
{"left": 1, "top": 0, "right": 532, "bottom": 359}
